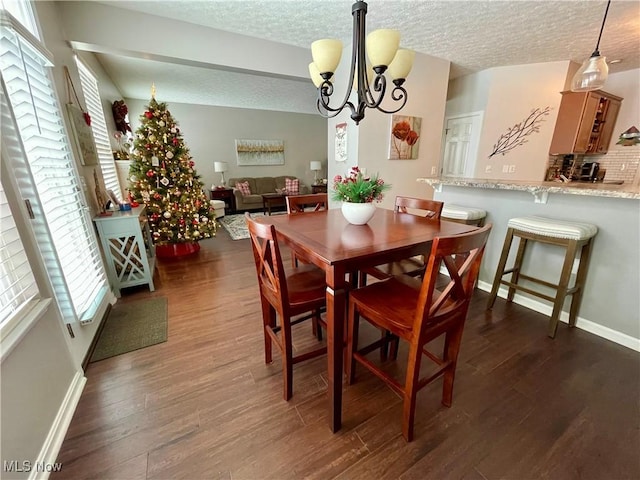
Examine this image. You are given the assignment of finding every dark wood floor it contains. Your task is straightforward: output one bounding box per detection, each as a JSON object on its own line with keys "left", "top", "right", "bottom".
{"left": 53, "top": 227, "right": 640, "bottom": 480}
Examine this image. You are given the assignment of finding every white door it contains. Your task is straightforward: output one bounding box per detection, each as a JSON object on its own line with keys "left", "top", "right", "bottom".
{"left": 441, "top": 113, "right": 483, "bottom": 178}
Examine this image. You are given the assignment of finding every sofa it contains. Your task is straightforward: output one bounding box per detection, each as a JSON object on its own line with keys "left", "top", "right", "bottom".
{"left": 228, "top": 176, "right": 308, "bottom": 212}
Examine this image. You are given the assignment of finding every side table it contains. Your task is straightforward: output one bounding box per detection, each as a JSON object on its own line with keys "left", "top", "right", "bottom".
{"left": 93, "top": 206, "right": 156, "bottom": 297}
{"left": 311, "top": 184, "right": 328, "bottom": 194}
{"left": 210, "top": 188, "right": 236, "bottom": 214}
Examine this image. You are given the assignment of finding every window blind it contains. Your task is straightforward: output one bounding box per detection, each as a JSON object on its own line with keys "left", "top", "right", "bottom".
{"left": 0, "top": 183, "right": 38, "bottom": 326}
{"left": 75, "top": 58, "right": 122, "bottom": 198}
{"left": 1, "top": 12, "right": 107, "bottom": 321}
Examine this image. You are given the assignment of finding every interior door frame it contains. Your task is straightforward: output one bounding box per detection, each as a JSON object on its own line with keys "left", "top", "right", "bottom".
{"left": 440, "top": 111, "right": 484, "bottom": 178}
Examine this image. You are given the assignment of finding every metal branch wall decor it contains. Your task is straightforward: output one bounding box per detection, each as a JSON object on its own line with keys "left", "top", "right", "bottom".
{"left": 488, "top": 106, "right": 551, "bottom": 158}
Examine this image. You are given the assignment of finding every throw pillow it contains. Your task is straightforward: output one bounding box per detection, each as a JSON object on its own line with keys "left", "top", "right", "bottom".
{"left": 236, "top": 181, "right": 251, "bottom": 196}
{"left": 285, "top": 178, "right": 299, "bottom": 195}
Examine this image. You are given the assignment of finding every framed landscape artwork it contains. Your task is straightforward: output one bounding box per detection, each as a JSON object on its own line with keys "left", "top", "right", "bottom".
{"left": 235, "top": 139, "right": 285, "bottom": 166}
{"left": 389, "top": 115, "right": 421, "bottom": 160}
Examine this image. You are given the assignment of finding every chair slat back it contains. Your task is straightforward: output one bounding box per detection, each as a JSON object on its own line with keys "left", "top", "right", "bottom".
{"left": 394, "top": 196, "right": 444, "bottom": 219}
{"left": 414, "top": 224, "right": 492, "bottom": 338}
{"left": 245, "top": 213, "right": 288, "bottom": 310}
{"left": 286, "top": 193, "right": 329, "bottom": 214}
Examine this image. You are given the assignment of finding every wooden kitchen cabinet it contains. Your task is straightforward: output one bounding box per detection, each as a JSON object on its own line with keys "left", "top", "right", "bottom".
{"left": 549, "top": 90, "right": 622, "bottom": 155}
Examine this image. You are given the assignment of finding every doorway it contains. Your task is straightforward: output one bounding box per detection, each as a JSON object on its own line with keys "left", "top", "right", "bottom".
{"left": 441, "top": 112, "right": 483, "bottom": 178}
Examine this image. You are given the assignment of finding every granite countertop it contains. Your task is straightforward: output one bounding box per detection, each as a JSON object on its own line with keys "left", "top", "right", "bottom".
{"left": 417, "top": 177, "right": 640, "bottom": 201}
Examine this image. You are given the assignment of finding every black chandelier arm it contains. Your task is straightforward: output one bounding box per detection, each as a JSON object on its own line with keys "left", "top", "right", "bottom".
{"left": 375, "top": 84, "right": 408, "bottom": 114}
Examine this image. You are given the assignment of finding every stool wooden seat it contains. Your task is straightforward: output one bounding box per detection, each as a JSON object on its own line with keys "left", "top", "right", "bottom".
{"left": 441, "top": 204, "right": 486, "bottom": 226}
{"left": 486, "top": 215, "right": 597, "bottom": 338}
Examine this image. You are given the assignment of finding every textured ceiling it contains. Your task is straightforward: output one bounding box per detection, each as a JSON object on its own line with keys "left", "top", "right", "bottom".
{"left": 86, "top": 0, "right": 640, "bottom": 113}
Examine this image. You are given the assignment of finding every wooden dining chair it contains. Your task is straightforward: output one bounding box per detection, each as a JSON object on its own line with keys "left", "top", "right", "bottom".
{"left": 360, "top": 196, "right": 444, "bottom": 286}
{"left": 285, "top": 193, "right": 329, "bottom": 265}
{"left": 245, "top": 213, "right": 327, "bottom": 400}
{"left": 286, "top": 193, "right": 328, "bottom": 214}
{"left": 346, "top": 224, "right": 492, "bottom": 441}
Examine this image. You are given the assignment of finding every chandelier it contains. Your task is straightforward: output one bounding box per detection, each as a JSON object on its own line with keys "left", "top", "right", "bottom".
{"left": 571, "top": 0, "right": 611, "bottom": 92}
{"left": 309, "top": 0, "right": 414, "bottom": 125}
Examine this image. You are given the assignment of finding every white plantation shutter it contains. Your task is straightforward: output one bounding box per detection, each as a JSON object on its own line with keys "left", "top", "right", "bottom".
{"left": 1, "top": 10, "right": 108, "bottom": 322}
{"left": 75, "top": 58, "right": 122, "bottom": 197}
{"left": 0, "top": 183, "right": 38, "bottom": 326}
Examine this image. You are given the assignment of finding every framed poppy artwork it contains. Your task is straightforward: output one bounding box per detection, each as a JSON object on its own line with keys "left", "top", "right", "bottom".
{"left": 389, "top": 115, "right": 421, "bottom": 160}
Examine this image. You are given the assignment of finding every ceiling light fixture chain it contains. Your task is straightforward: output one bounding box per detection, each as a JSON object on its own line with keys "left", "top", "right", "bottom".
{"left": 310, "top": 0, "right": 414, "bottom": 125}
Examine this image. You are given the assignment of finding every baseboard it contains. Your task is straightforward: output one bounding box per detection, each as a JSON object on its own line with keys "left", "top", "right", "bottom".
{"left": 477, "top": 280, "right": 640, "bottom": 352}
{"left": 30, "top": 371, "right": 86, "bottom": 480}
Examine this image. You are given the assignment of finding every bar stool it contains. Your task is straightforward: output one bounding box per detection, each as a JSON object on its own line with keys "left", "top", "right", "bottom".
{"left": 486, "top": 216, "right": 597, "bottom": 338}
{"left": 441, "top": 204, "right": 486, "bottom": 226}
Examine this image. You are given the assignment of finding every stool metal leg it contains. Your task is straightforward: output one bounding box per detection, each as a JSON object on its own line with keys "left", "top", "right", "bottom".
{"left": 568, "top": 240, "right": 593, "bottom": 328}
{"left": 508, "top": 237, "right": 528, "bottom": 302}
{"left": 548, "top": 240, "right": 579, "bottom": 338}
{"left": 487, "top": 227, "right": 515, "bottom": 309}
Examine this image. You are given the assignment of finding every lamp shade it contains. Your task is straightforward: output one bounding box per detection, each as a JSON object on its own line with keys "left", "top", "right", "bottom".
{"left": 310, "top": 161, "right": 322, "bottom": 171}
{"left": 366, "top": 29, "right": 400, "bottom": 68}
{"left": 214, "top": 161, "right": 228, "bottom": 173}
{"left": 571, "top": 55, "right": 609, "bottom": 92}
{"left": 388, "top": 49, "right": 415, "bottom": 80}
{"left": 311, "top": 39, "right": 343, "bottom": 74}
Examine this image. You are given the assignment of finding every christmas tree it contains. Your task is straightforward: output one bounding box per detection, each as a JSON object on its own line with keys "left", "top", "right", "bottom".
{"left": 129, "top": 92, "right": 216, "bottom": 246}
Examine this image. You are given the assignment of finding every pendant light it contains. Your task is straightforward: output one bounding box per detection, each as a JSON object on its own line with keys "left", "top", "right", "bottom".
{"left": 571, "top": 0, "right": 611, "bottom": 92}
{"left": 309, "top": 1, "right": 414, "bottom": 125}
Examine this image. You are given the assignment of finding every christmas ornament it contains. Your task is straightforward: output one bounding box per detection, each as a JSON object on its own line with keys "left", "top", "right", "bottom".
{"left": 149, "top": 135, "right": 156, "bottom": 142}
{"left": 145, "top": 111, "right": 153, "bottom": 119}
{"left": 146, "top": 169, "right": 155, "bottom": 177}
{"left": 179, "top": 218, "right": 186, "bottom": 225}
{"left": 172, "top": 138, "right": 179, "bottom": 145}
{"left": 171, "top": 127, "right": 177, "bottom": 133}
{"left": 163, "top": 211, "right": 172, "bottom": 219}
{"left": 154, "top": 193, "right": 162, "bottom": 200}
{"left": 201, "top": 217, "right": 209, "bottom": 223}
{"left": 166, "top": 151, "right": 174, "bottom": 159}
{"left": 159, "top": 120, "right": 165, "bottom": 127}
{"left": 159, "top": 177, "right": 169, "bottom": 186}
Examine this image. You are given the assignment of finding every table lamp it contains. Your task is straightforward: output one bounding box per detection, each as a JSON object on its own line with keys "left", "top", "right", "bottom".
{"left": 214, "top": 161, "right": 228, "bottom": 188}
{"left": 310, "top": 161, "right": 322, "bottom": 184}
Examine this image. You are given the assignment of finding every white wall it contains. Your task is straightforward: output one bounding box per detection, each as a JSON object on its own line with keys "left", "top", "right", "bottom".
{"left": 445, "top": 61, "right": 571, "bottom": 182}
{"left": 126, "top": 100, "right": 327, "bottom": 191}
{"left": 326, "top": 52, "right": 450, "bottom": 210}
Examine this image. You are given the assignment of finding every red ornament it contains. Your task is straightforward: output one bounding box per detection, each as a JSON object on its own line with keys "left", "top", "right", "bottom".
{"left": 154, "top": 193, "right": 162, "bottom": 200}
{"left": 192, "top": 219, "right": 199, "bottom": 225}
{"left": 151, "top": 213, "right": 160, "bottom": 221}
{"left": 179, "top": 218, "right": 186, "bottom": 225}
{"left": 189, "top": 160, "right": 195, "bottom": 167}
{"left": 145, "top": 111, "right": 153, "bottom": 119}
{"left": 172, "top": 138, "right": 179, "bottom": 145}
{"left": 146, "top": 169, "right": 154, "bottom": 177}
{"left": 195, "top": 200, "right": 201, "bottom": 208}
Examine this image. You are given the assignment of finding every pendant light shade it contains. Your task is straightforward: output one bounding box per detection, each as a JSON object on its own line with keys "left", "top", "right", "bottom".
{"left": 571, "top": 0, "right": 611, "bottom": 92}
{"left": 571, "top": 54, "right": 609, "bottom": 92}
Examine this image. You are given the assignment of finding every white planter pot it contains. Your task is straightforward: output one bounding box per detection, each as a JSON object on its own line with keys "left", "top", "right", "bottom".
{"left": 341, "top": 201, "right": 376, "bottom": 225}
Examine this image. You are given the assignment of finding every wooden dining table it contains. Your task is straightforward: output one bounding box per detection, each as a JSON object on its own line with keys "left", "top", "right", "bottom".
{"left": 258, "top": 207, "right": 478, "bottom": 432}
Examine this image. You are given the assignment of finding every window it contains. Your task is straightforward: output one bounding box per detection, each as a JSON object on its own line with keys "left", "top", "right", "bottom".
{"left": 1, "top": 8, "right": 108, "bottom": 322}
{"left": 75, "top": 57, "right": 122, "bottom": 197}
{"left": 0, "top": 183, "right": 38, "bottom": 328}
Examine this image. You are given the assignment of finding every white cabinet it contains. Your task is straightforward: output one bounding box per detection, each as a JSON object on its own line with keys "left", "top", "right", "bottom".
{"left": 93, "top": 206, "right": 155, "bottom": 297}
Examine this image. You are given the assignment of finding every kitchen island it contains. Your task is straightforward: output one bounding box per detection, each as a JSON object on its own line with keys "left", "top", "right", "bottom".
{"left": 418, "top": 177, "right": 639, "bottom": 351}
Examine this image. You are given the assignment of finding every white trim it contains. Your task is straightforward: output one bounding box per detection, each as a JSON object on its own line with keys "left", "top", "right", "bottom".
{"left": 477, "top": 280, "right": 640, "bottom": 352}
{"left": 0, "top": 298, "right": 52, "bottom": 361}
{"left": 29, "top": 371, "right": 86, "bottom": 480}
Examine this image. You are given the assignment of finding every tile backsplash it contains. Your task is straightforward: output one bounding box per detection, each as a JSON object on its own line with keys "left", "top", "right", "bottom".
{"left": 547, "top": 148, "right": 639, "bottom": 183}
